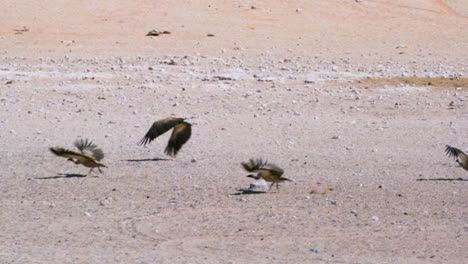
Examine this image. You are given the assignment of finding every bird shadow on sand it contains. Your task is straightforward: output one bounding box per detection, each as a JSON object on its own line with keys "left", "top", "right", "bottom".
{"left": 124, "top": 158, "right": 171, "bottom": 162}
{"left": 416, "top": 177, "right": 467, "bottom": 182}
{"left": 231, "top": 188, "right": 267, "bottom": 195}
{"left": 36, "top": 173, "right": 88, "bottom": 180}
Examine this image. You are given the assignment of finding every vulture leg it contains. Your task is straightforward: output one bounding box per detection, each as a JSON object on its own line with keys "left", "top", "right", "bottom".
{"left": 268, "top": 182, "right": 275, "bottom": 191}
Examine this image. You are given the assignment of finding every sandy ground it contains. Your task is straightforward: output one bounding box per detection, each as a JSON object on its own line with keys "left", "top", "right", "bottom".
{"left": 0, "top": 0, "right": 467, "bottom": 263}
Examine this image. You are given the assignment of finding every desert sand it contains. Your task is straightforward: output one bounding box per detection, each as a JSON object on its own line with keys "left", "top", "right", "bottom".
{"left": 0, "top": 0, "right": 467, "bottom": 263}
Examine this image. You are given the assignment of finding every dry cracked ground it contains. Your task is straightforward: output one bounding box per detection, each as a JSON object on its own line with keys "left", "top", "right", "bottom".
{"left": 0, "top": 0, "right": 467, "bottom": 263}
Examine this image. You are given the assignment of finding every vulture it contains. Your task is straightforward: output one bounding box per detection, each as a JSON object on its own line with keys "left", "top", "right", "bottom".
{"left": 242, "top": 158, "right": 291, "bottom": 191}
{"left": 50, "top": 139, "right": 107, "bottom": 174}
{"left": 445, "top": 145, "right": 468, "bottom": 171}
{"left": 139, "top": 117, "right": 192, "bottom": 157}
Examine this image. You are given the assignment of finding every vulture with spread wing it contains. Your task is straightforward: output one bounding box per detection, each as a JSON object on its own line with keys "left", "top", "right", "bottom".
{"left": 242, "top": 158, "right": 291, "bottom": 191}
{"left": 50, "top": 139, "right": 107, "bottom": 174}
{"left": 445, "top": 145, "right": 468, "bottom": 171}
{"left": 139, "top": 117, "right": 192, "bottom": 157}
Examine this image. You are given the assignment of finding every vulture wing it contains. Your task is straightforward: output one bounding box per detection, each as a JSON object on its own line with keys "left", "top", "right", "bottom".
{"left": 242, "top": 158, "right": 284, "bottom": 176}
{"left": 164, "top": 122, "right": 192, "bottom": 157}
{"left": 242, "top": 158, "right": 269, "bottom": 172}
{"left": 50, "top": 147, "right": 95, "bottom": 164}
{"left": 91, "top": 148, "right": 105, "bottom": 161}
{"left": 445, "top": 145, "right": 464, "bottom": 160}
{"left": 74, "top": 138, "right": 97, "bottom": 152}
{"left": 263, "top": 162, "right": 284, "bottom": 176}
{"left": 139, "top": 117, "right": 185, "bottom": 146}
{"left": 74, "top": 138, "right": 104, "bottom": 161}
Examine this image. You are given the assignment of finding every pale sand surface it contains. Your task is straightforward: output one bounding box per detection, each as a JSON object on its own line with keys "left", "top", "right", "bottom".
{"left": 0, "top": 1, "right": 467, "bottom": 263}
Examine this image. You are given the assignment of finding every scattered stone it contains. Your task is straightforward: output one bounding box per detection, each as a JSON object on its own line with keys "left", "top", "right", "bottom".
{"left": 160, "top": 59, "right": 177, "bottom": 65}
{"left": 14, "top": 26, "right": 29, "bottom": 34}
{"left": 310, "top": 248, "right": 320, "bottom": 253}
{"left": 146, "top": 30, "right": 171, "bottom": 36}
{"left": 213, "top": 76, "right": 234, "bottom": 81}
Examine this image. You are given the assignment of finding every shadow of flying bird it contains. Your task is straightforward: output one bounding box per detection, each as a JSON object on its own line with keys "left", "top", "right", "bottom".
{"left": 242, "top": 158, "right": 291, "bottom": 192}
{"left": 445, "top": 145, "right": 468, "bottom": 171}
{"left": 50, "top": 139, "right": 107, "bottom": 174}
{"left": 139, "top": 117, "right": 192, "bottom": 157}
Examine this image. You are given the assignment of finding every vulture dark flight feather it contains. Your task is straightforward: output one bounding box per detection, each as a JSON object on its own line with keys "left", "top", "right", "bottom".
{"left": 139, "top": 117, "right": 192, "bottom": 157}
{"left": 445, "top": 145, "right": 468, "bottom": 171}
{"left": 50, "top": 139, "right": 107, "bottom": 174}
{"left": 242, "top": 158, "right": 291, "bottom": 191}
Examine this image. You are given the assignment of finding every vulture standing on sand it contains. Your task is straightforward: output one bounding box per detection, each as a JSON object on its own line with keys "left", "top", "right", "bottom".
{"left": 139, "top": 117, "right": 192, "bottom": 157}
{"left": 445, "top": 145, "right": 468, "bottom": 171}
{"left": 242, "top": 158, "right": 291, "bottom": 191}
{"left": 50, "top": 139, "right": 107, "bottom": 174}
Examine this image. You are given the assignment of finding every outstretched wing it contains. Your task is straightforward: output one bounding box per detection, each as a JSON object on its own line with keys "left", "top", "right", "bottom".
{"left": 50, "top": 147, "right": 93, "bottom": 163}
{"left": 139, "top": 117, "right": 185, "bottom": 146}
{"left": 164, "top": 122, "right": 192, "bottom": 157}
{"left": 264, "top": 162, "right": 284, "bottom": 176}
{"left": 74, "top": 139, "right": 97, "bottom": 152}
{"left": 445, "top": 145, "right": 464, "bottom": 160}
{"left": 242, "top": 158, "right": 268, "bottom": 172}
{"left": 91, "top": 148, "right": 105, "bottom": 161}
{"left": 74, "top": 139, "right": 104, "bottom": 161}
{"left": 241, "top": 158, "right": 283, "bottom": 176}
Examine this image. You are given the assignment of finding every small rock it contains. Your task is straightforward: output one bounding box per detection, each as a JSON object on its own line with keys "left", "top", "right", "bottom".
{"left": 249, "top": 179, "right": 269, "bottom": 190}
{"left": 310, "top": 248, "right": 320, "bottom": 253}
{"left": 146, "top": 30, "right": 171, "bottom": 36}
